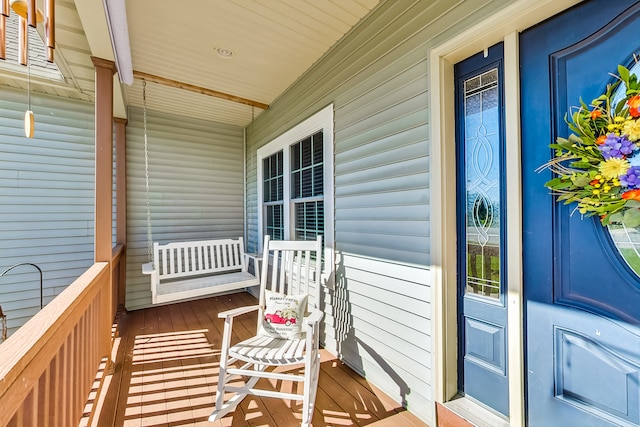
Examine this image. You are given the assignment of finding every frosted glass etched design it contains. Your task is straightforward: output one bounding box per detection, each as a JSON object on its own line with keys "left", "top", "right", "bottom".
{"left": 464, "top": 68, "right": 501, "bottom": 299}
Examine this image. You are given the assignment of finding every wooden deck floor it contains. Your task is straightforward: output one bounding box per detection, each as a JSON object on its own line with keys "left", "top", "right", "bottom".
{"left": 87, "top": 291, "right": 429, "bottom": 427}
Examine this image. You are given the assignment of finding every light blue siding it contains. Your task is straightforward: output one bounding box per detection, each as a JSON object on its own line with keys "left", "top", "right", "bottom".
{"left": 0, "top": 88, "right": 95, "bottom": 336}
{"left": 124, "top": 107, "right": 246, "bottom": 310}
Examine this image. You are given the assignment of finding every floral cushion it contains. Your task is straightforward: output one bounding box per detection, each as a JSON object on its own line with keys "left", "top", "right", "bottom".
{"left": 258, "top": 290, "right": 308, "bottom": 340}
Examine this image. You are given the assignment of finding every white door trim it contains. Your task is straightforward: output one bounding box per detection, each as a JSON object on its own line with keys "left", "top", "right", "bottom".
{"left": 428, "top": 1, "right": 580, "bottom": 425}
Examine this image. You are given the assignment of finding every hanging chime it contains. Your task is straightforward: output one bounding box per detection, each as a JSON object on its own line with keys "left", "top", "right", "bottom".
{"left": 0, "top": 0, "right": 55, "bottom": 138}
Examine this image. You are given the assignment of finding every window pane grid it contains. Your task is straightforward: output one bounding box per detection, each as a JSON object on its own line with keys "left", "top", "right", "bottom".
{"left": 265, "top": 204, "right": 284, "bottom": 241}
{"left": 291, "top": 131, "right": 323, "bottom": 199}
{"left": 294, "top": 201, "right": 324, "bottom": 241}
{"left": 263, "top": 151, "right": 283, "bottom": 203}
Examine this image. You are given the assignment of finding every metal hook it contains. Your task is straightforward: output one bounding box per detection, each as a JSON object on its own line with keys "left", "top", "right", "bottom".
{"left": 0, "top": 262, "right": 44, "bottom": 309}
{"left": 0, "top": 262, "right": 44, "bottom": 341}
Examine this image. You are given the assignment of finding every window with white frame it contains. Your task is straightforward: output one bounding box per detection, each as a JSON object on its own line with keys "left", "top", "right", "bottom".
{"left": 257, "top": 105, "right": 334, "bottom": 262}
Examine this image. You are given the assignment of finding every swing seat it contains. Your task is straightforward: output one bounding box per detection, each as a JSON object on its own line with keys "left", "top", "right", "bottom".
{"left": 142, "top": 237, "right": 259, "bottom": 304}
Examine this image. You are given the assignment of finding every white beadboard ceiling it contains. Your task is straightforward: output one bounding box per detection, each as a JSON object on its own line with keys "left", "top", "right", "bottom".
{"left": 0, "top": 0, "right": 381, "bottom": 127}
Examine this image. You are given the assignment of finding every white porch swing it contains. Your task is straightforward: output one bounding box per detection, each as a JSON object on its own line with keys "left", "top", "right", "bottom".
{"left": 139, "top": 80, "right": 259, "bottom": 304}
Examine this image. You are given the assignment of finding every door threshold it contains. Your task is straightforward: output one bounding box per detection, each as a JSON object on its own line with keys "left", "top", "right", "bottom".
{"left": 440, "top": 395, "right": 509, "bottom": 427}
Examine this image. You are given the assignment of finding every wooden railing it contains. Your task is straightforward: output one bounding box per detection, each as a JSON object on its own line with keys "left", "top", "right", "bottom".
{"left": 0, "top": 257, "right": 117, "bottom": 426}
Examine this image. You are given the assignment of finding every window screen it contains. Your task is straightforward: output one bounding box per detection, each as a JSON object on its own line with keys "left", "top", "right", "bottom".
{"left": 263, "top": 151, "right": 284, "bottom": 240}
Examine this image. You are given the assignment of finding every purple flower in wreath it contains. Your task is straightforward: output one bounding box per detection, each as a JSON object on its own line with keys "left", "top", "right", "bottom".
{"left": 598, "top": 133, "right": 635, "bottom": 159}
{"left": 620, "top": 166, "right": 640, "bottom": 189}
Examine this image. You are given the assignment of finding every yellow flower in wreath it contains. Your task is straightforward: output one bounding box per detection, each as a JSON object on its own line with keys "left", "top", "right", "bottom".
{"left": 622, "top": 118, "right": 640, "bottom": 141}
{"left": 599, "top": 157, "right": 630, "bottom": 179}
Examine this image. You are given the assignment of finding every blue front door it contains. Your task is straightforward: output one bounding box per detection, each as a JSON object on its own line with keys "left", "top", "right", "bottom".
{"left": 521, "top": 1, "right": 640, "bottom": 425}
{"left": 455, "top": 43, "right": 509, "bottom": 417}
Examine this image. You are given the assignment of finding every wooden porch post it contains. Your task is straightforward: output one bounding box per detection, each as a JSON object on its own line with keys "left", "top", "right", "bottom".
{"left": 92, "top": 56, "right": 116, "bottom": 356}
{"left": 114, "top": 117, "right": 127, "bottom": 307}
{"left": 92, "top": 56, "right": 116, "bottom": 263}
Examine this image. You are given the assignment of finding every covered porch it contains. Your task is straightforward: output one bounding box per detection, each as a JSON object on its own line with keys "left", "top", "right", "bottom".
{"left": 4, "top": 1, "right": 590, "bottom": 426}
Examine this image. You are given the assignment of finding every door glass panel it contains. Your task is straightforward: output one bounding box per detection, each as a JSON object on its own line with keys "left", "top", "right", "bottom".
{"left": 609, "top": 223, "right": 640, "bottom": 275}
{"left": 464, "top": 68, "right": 501, "bottom": 299}
{"left": 608, "top": 61, "right": 640, "bottom": 277}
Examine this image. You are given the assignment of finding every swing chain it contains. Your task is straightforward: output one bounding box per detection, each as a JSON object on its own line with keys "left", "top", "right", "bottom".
{"left": 143, "top": 80, "right": 154, "bottom": 263}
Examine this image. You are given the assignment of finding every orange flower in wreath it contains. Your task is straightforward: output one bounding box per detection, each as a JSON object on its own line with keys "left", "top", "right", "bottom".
{"left": 590, "top": 109, "right": 602, "bottom": 120}
{"left": 622, "top": 189, "right": 640, "bottom": 201}
{"left": 628, "top": 95, "right": 640, "bottom": 118}
{"left": 596, "top": 135, "right": 607, "bottom": 145}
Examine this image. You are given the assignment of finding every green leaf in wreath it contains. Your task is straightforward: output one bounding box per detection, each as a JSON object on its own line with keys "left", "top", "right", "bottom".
{"left": 544, "top": 177, "right": 565, "bottom": 187}
{"left": 568, "top": 133, "right": 584, "bottom": 145}
{"left": 554, "top": 137, "right": 571, "bottom": 149}
{"left": 629, "top": 73, "right": 638, "bottom": 90}
{"left": 554, "top": 181, "right": 574, "bottom": 190}
{"left": 593, "top": 94, "right": 607, "bottom": 104}
{"left": 572, "top": 175, "right": 591, "bottom": 187}
{"left": 618, "top": 64, "right": 630, "bottom": 83}
{"left": 570, "top": 161, "right": 594, "bottom": 169}
{"left": 608, "top": 211, "right": 624, "bottom": 224}
{"left": 622, "top": 208, "right": 640, "bottom": 228}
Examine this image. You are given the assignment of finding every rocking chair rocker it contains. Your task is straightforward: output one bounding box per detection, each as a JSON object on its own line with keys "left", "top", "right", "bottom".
{"left": 210, "top": 235, "right": 324, "bottom": 426}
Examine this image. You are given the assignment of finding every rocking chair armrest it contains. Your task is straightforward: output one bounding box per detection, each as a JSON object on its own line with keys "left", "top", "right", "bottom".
{"left": 305, "top": 309, "right": 324, "bottom": 326}
{"left": 218, "top": 304, "right": 260, "bottom": 319}
{"left": 141, "top": 262, "right": 155, "bottom": 275}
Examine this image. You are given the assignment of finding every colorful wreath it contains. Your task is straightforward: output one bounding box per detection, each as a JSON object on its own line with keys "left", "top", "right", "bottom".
{"left": 541, "top": 64, "right": 640, "bottom": 226}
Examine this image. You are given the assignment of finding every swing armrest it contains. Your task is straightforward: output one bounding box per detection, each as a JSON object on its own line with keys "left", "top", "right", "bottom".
{"left": 142, "top": 262, "right": 155, "bottom": 275}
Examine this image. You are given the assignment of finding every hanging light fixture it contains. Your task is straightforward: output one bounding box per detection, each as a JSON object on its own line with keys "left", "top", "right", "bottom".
{"left": 1, "top": 0, "right": 55, "bottom": 138}
{"left": 15, "top": 0, "right": 34, "bottom": 137}
{"left": 24, "top": 45, "right": 34, "bottom": 138}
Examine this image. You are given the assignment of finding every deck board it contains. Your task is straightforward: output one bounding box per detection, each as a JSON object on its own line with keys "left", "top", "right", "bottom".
{"left": 91, "top": 292, "right": 429, "bottom": 427}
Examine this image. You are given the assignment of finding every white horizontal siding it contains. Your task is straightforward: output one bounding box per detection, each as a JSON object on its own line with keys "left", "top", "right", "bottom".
{"left": 0, "top": 87, "right": 95, "bottom": 336}
{"left": 125, "top": 107, "right": 246, "bottom": 310}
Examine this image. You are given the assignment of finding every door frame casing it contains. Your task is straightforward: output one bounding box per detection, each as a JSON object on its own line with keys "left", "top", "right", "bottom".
{"left": 428, "top": 0, "right": 580, "bottom": 425}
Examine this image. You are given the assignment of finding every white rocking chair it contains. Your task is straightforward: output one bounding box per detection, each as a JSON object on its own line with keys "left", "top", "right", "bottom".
{"left": 209, "top": 235, "right": 324, "bottom": 426}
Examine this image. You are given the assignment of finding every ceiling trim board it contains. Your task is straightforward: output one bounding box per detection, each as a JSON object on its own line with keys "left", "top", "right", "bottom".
{"left": 132, "top": 70, "right": 269, "bottom": 110}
